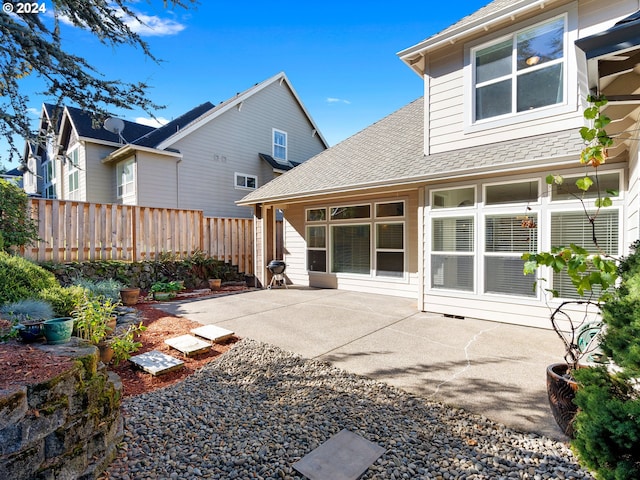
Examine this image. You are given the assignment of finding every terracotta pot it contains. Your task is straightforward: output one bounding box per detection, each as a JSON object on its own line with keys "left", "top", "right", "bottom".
{"left": 208, "top": 279, "right": 222, "bottom": 290}
{"left": 546, "top": 363, "right": 579, "bottom": 437}
{"left": 120, "top": 288, "right": 140, "bottom": 306}
{"left": 106, "top": 316, "right": 117, "bottom": 334}
{"left": 98, "top": 341, "right": 114, "bottom": 364}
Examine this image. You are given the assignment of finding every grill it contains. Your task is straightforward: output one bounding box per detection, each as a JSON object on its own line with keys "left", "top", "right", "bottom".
{"left": 267, "top": 260, "right": 288, "bottom": 289}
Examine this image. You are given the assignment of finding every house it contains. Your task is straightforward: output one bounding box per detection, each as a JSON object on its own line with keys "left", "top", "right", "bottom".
{"left": 239, "top": 0, "right": 640, "bottom": 329}
{"left": 22, "top": 72, "right": 328, "bottom": 218}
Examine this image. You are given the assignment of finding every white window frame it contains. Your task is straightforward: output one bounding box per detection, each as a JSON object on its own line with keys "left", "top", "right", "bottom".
{"left": 43, "top": 159, "right": 57, "bottom": 199}
{"left": 234, "top": 172, "right": 257, "bottom": 190}
{"left": 463, "top": 4, "right": 577, "bottom": 133}
{"left": 273, "top": 129, "right": 287, "bottom": 161}
{"left": 304, "top": 200, "right": 407, "bottom": 280}
{"left": 117, "top": 158, "right": 136, "bottom": 199}
{"left": 67, "top": 149, "right": 80, "bottom": 200}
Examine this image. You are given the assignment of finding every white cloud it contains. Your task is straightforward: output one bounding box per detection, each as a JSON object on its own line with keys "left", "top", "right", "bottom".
{"left": 326, "top": 97, "right": 351, "bottom": 105}
{"left": 120, "top": 11, "right": 186, "bottom": 37}
{"left": 135, "top": 116, "right": 170, "bottom": 127}
{"left": 52, "top": 8, "right": 185, "bottom": 37}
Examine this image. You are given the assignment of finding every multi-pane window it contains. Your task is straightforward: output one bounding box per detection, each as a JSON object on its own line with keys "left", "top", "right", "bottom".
{"left": 550, "top": 210, "right": 619, "bottom": 298}
{"left": 43, "top": 160, "right": 56, "bottom": 198}
{"left": 431, "top": 217, "right": 475, "bottom": 291}
{"left": 117, "top": 159, "right": 135, "bottom": 198}
{"left": 67, "top": 149, "right": 80, "bottom": 200}
{"left": 273, "top": 129, "right": 287, "bottom": 160}
{"left": 473, "top": 16, "right": 565, "bottom": 122}
{"left": 484, "top": 214, "right": 537, "bottom": 296}
{"left": 235, "top": 173, "right": 257, "bottom": 189}
{"left": 305, "top": 201, "right": 405, "bottom": 277}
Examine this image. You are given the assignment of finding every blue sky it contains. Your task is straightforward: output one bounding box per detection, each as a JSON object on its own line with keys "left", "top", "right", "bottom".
{"left": 2, "top": 0, "right": 490, "bottom": 169}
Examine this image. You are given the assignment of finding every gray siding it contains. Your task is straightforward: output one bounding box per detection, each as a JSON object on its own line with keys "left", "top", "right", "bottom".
{"left": 169, "top": 80, "right": 326, "bottom": 218}
{"left": 136, "top": 152, "right": 179, "bottom": 209}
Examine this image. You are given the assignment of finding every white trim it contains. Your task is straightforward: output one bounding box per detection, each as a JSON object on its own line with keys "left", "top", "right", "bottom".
{"left": 234, "top": 172, "right": 258, "bottom": 190}
{"left": 463, "top": 6, "right": 578, "bottom": 132}
{"left": 272, "top": 128, "right": 288, "bottom": 162}
{"left": 156, "top": 72, "right": 329, "bottom": 150}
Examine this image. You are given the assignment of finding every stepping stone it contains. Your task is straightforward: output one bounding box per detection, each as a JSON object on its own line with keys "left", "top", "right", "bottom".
{"left": 191, "top": 325, "right": 235, "bottom": 343}
{"left": 129, "top": 350, "right": 184, "bottom": 376}
{"left": 164, "top": 334, "right": 211, "bottom": 357}
{"left": 293, "top": 429, "right": 385, "bottom": 480}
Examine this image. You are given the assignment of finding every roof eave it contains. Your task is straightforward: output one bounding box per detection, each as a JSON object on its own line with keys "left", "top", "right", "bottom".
{"left": 398, "top": 0, "right": 552, "bottom": 76}
{"left": 575, "top": 16, "right": 640, "bottom": 60}
{"left": 238, "top": 152, "right": 579, "bottom": 206}
{"left": 102, "top": 144, "right": 183, "bottom": 164}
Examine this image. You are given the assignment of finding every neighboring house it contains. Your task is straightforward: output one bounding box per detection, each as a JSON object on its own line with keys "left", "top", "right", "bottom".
{"left": 1, "top": 167, "right": 24, "bottom": 188}
{"left": 22, "top": 72, "right": 328, "bottom": 218}
{"left": 239, "top": 0, "right": 640, "bottom": 329}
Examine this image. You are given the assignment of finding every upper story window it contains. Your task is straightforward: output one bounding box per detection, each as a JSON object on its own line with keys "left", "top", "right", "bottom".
{"left": 117, "top": 158, "right": 136, "bottom": 198}
{"left": 43, "top": 159, "right": 57, "bottom": 198}
{"left": 67, "top": 149, "right": 80, "bottom": 200}
{"left": 473, "top": 15, "right": 566, "bottom": 123}
{"left": 273, "top": 129, "right": 287, "bottom": 161}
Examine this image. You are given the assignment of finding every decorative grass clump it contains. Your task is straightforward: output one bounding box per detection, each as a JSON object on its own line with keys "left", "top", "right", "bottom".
{"left": 0, "top": 251, "right": 59, "bottom": 305}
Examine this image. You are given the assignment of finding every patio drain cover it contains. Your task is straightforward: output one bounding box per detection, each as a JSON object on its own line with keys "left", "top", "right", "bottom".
{"left": 129, "top": 350, "right": 184, "bottom": 376}
{"left": 292, "top": 429, "right": 385, "bottom": 480}
{"left": 191, "top": 324, "right": 235, "bottom": 342}
{"left": 165, "top": 334, "right": 211, "bottom": 356}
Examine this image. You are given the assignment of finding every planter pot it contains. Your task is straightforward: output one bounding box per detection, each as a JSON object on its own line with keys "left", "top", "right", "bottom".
{"left": 153, "top": 291, "right": 174, "bottom": 301}
{"left": 98, "top": 341, "right": 114, "bottom": 364}
{"left": 16, "top": 321, "right": 45, "bottom": 343}
{"left": 208, "top": 279, "right": 222, "bottom": 290}
{"left": 120, "top": 288, "right": 140, "bottom": 306}
{"left": 547, "top": 363, "right": 579, "bottom": 437}
{"left": 42, "top": 317, "right": 74, "bottom": 345}
{"left": 107, "top": 316, "right": 117, "bottom": 334}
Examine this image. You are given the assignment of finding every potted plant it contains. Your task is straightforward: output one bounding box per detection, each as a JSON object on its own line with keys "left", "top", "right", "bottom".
{"left": 72, "top": 291, "right": 118, "bottom": 357}
{"left": 150, "top": 281, "right": 182, "bottom": 300}
{"left": 521, "top": 95, "right": 620, "bottom": 437}
{"left": 0, "top": 299, "right": 55, "bottom": 343}
{"left": 108, "top": 321, "right": 147, "bottom": 366}
{"left": 119, "top": 287, "right": 141, "bottom": 306}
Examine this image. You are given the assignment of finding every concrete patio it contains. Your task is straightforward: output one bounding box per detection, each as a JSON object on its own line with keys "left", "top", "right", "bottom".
{"left": 158, "top": 287, "right": 567, "bottom": 440}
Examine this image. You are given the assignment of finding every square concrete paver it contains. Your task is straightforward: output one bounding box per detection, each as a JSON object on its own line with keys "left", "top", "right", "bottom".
{"left": 191, "top": 325, "right": 235, "bottom": 342}
{"left": 165, "top": 334, "right": 211, "bottom": 356}
{"left": 129, "top": 350, "right": 184, "bottom": 376}
{"left": 293, "top": 429, "right": 385, "bottom": 480}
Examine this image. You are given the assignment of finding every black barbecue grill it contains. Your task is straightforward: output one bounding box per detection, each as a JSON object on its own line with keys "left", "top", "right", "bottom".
{"left": 267, "top": 260, "right": 287, "bottom": 289}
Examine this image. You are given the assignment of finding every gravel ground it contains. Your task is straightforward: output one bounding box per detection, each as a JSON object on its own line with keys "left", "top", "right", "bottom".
{"left": 105, "top": 339, "right": 594, "bottom": 480}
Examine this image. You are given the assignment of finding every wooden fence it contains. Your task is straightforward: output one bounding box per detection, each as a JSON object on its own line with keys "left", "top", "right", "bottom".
{"left": 22, "top": 199, "right": 254, "bottom": 274}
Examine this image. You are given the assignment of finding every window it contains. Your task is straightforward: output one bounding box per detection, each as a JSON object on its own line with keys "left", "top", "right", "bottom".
{"left": 376, "top": 223, "right": 404, "bottom": 277}
{"left": 307, "top": 226, "right": 326, "bottom": 272}
{"left": 67, "top": 149, "right": 79, "bottom": 200}
{"left": 235, "top": 173, "right": 257, "bottom": 190}
{"left": 431, "top": 217, "right": 474, "bottom": 291}
{"left": 273, "top": 129, "right": 287, "bottom": 161}
{"left": 304, "top": 201, "right": 405, "bottom": 278}
{"left": 332, "top": 225, "right": 371, "bottom": 274}
{"left": 551, "top": 210, "right": 619, "bottom": 298}
{"left": 551, "top": 172, "right": 620, "bottom": 201}
{"left": 473, "top": 16, "right": 565, "bottom": 122}
{"left": 117, "top": 159, "right": 136, "bottom": 198}
{"left": 485, "top": 181, "right": 538, "bottom": 205}
{"left": 484, "top": 214, "right": 537, "bottom": 296}
{"left": 43, "top": 160, "right": 56, "bottom": 198}
{"left": 431, "top": 187, "right": 475, "bottom": 208}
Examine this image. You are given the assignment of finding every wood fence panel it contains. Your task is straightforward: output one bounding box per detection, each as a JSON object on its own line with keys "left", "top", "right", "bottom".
{"left": 23, "top": 199, "right": 255, "bottom": 273}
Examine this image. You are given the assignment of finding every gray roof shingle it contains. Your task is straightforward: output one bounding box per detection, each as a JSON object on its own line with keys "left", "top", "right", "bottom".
{"left": 65, "top": 105, "right": 155, "bottom": 144}
{"left": 239, "top": 97, "right": 584, "bottom": 205}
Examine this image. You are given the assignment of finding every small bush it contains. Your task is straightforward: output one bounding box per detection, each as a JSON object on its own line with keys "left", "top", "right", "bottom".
{"left": 0, "top": 299, "right": 54, "bottom": 323}
{"left": 0, "top": 252, "right": 59, "bottom": 305}
{"left": 38, "top": 285, "right": 86, "bottom": 317}
{"left": 74, "top": 278, "right": 124, "bottom": 303}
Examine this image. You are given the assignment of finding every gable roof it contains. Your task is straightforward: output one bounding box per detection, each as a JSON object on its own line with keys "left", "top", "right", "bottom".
{"left": 238, "top": 97, "right": 585, "bottom": 205}
{"left": 151, "top": 72, "right": 328, "bottom": 151}
{"left": 398, "top": 0, "right": 555, "bottom": 74}
{"left": 61, "top": 105, "right": 155, "bottom": 146}
{"left": 131, "top": 102, "right": 215, "bottom": 148}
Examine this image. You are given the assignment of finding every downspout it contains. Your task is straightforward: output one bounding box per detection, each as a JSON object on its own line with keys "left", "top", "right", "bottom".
{"left": 176, "top": 158, "right": 182, "bottom": 208}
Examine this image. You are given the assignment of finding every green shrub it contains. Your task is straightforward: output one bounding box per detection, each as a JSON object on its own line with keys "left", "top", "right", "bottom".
{"left": 0, "top": 251, "right": 59, "bottom": 305}
{"left": 0, "top": 179, "right": 39, "bottom": 252}
{"left": 38, "top": 285, "right": 86, "bottom": 317}
{"left": 573, "top": 239, "right": 640, "bottom": 479}
{"left": 0, "top": 299, "right": 54, "bottom": 323}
